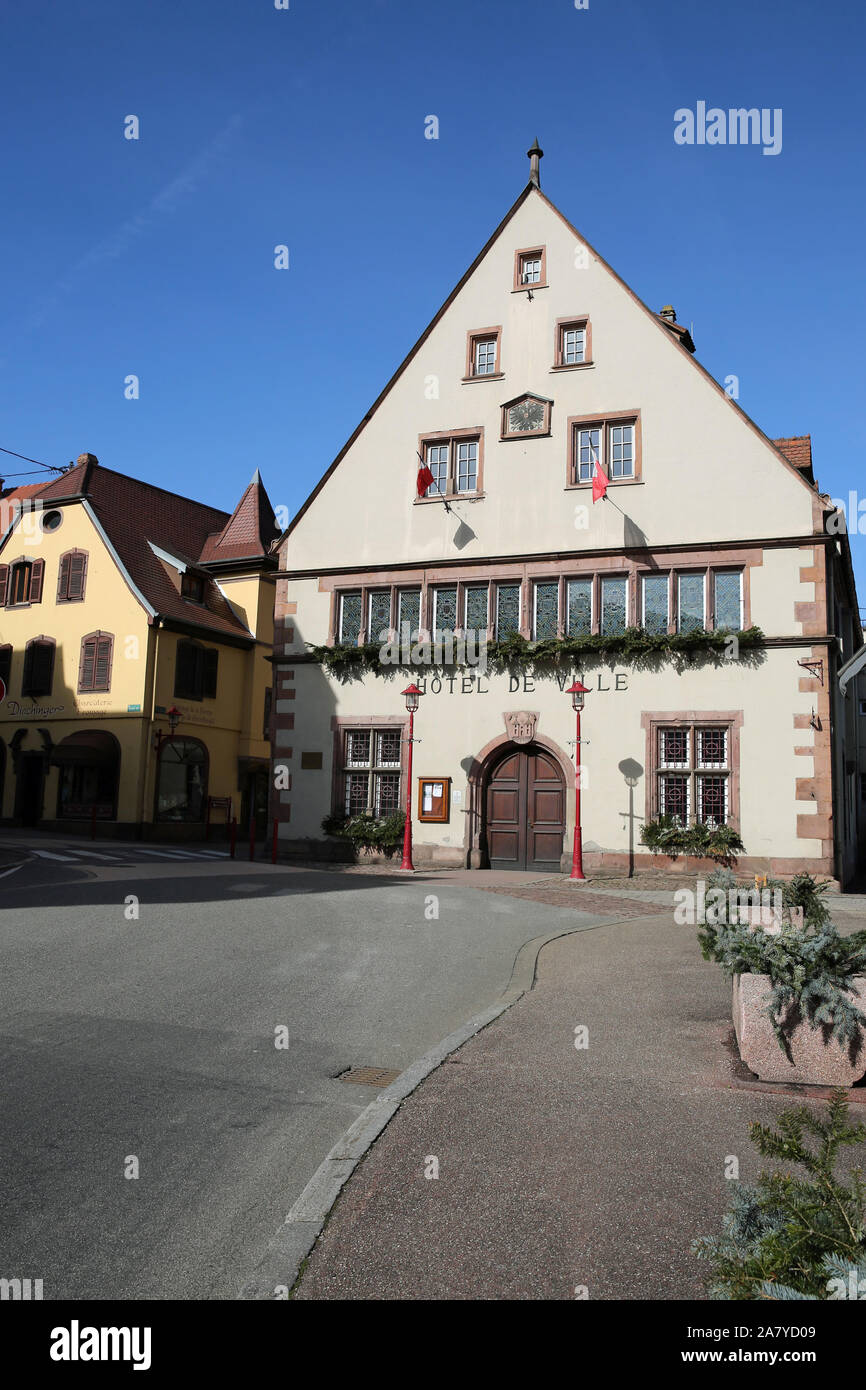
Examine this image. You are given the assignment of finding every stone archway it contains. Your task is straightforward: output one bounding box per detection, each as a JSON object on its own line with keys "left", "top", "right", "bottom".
{"left": 465, "top": 731, "right": 573, "bottom": 869}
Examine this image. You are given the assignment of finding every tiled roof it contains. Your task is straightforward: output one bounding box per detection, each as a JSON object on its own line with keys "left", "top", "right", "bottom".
{"left": 1, "top": 481, "right": 53, "bottom": 500}
{"left": 773, "top": 435, "right": 814, "bottom": 485}
{"left": 197, "top": 469, "right": 279, "bottom": 564}
{"left": 34, "top": 459, "right": 260, "bottom": 640}
{"left": 0, "top": 479, "right": 53, "bottom": 535}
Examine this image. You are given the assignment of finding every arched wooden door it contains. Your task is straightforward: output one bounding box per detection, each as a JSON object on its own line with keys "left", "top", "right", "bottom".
{"left": 485, "top": 744, "right": 565, "bottom": 872}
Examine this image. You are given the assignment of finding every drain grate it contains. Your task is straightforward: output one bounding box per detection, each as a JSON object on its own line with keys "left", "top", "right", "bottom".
{"left": 338, "top": 1065, "right": 401, "bottom": 1087}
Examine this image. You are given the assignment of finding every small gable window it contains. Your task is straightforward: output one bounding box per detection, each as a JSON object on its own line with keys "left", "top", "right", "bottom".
{"left": 513, "top": 246, "right": 547, "bottom": 291}
{"left": 79, "top": 632, "right": 114, "bottom": 693}
{"left": 57, "top": 550, "right": 88, "bottom": 602}
{"left": 22, "top": 637, "right": 56, "bottom": 697}
{"left": 174, "top": 640, "right": 218, "bottom": 701}
{"left": 464, "top": 328, "right": 502, "bottom": 381}
{"left": 554, "top": 317, "right": 592, "bottom": 369}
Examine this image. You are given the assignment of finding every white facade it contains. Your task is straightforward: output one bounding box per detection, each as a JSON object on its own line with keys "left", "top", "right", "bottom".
{"left": 271, "top": 170, "right": 864, "bottom": 882}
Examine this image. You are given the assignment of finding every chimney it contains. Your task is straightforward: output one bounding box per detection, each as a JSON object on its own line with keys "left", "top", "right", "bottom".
{"left": 77, "top": 453, "right": 99, "bottom": 467}
{"left": 659, "top": 305, "right": 677, "bottom": 322}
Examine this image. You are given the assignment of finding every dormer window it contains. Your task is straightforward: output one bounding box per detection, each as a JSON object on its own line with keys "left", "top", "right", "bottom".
{"left": 513, "top": 246, "right": 547, "bottom": 291}
{"left": 181, "top": 571, "right": 206, "bottom": 603}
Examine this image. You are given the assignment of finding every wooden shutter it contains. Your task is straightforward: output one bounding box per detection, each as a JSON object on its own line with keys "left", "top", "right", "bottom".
{"left": 0, "top": 644, "right": 11, "bottom": 685}
{"left": 68, "top": 551, "right": 87, "bottom": 600}
{"left": 0, "top": 564, "right": 8, "bottom": 606}
{"left": 57, "top": 553, "right": 70, "bottom": 600}
{"left": 24, "top": 640, "right": 54, "bottom": 697}
{"left": 174, "top": 641, "right": 198, "bottom": 699}
{"left": 94, "top": 634, "right": 113, "bottom": 691}
{"left": 203, "top": 648, "right": 218, "bottom": 699}
{"left": 29, "top": 559, "right": 45, "bottom": 603}
{"left": 79, "top": 636, "right": 97, "bottom": 691}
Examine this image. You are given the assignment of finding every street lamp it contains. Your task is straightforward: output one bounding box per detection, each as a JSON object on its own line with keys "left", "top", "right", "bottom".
{"left": 400, "top": 683, "right": 422, "bottom": 871}
{"left": 565, "top": 680, "right": 590, "bottom": 881}
{"left": 153, "top": 706, "right": 182, "bottom": 753}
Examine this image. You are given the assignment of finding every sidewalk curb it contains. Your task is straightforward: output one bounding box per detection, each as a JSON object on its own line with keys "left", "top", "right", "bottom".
{"left": 236, "top": 917, "right": 611, "bottom": 1300}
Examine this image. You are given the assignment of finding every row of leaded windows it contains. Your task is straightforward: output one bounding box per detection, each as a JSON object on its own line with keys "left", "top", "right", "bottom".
{"left": 342, "top": 728, "right": 403, "bottom": 817}
{"left": 531, "top": 571, "right": 742, "bottom": 638}
{"left": 336, "top": 570, "right": 744, "bottom": 645}
{"left": 657, "top": 726, "right": 730, "bottom": 827}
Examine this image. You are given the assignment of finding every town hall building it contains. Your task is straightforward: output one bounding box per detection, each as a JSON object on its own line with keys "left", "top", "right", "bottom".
{"left": 270, "top": 144, "right": 865, "bottom": 885}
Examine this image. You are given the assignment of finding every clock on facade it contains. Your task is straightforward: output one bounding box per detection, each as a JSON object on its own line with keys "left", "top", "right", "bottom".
{"left": 501, "top": 393, "right": 551, "bottom": 439}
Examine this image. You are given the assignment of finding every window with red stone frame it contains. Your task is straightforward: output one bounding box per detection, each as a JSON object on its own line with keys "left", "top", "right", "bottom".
{"left": 341, "top": 727, "right": 403, "bottom": 818}
{"left": 654, "top": 723, "right": 732, "bottom": 827}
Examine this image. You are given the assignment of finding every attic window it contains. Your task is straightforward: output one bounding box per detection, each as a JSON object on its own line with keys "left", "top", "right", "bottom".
{"left": 513, "top": 246, "right": 547, "bottom": 292}
{"left": 181, "top": 571, "right": 206, "bottom": 603}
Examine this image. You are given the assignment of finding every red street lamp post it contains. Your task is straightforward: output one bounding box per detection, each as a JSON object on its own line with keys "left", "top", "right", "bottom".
{"left": 400, "top": 683, "right": 422, "bottom": 871}
{"left": 566, "top": 681, "right": 590, "bottom": 881}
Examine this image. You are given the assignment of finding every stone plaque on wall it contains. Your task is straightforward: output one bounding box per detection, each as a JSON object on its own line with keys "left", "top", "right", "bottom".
{"left": 504, "top": 710, "right": 539, "bottom": 744}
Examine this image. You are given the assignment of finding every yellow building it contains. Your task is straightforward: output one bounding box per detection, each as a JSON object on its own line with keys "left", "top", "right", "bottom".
{"left": 0, "top": 453, "right": 278, "bottom": 839}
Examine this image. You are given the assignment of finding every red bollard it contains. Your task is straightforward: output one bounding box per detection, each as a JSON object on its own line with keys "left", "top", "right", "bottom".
{"left": 271, "top": 818, "right": 278, "bottom": 865}
{"left": 229, "top": 817, "right": 237, "bottom": 860}
{"left": 90, "top": 804, "right": 97, "bottom": 841}
{"left": 249, "top": 818, "right": 256, "bottom": 862}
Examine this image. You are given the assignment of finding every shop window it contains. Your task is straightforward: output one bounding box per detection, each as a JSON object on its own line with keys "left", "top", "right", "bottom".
{"left": 54, "top": 732, "right": 119, "bottom": 821}
{"left": 156, "top": 737, "right": 208, "bottom": 822}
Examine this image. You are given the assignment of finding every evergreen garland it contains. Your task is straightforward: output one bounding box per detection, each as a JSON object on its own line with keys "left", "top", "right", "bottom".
{"left": 306, "top": 625, "right": 765, "bottom": 678}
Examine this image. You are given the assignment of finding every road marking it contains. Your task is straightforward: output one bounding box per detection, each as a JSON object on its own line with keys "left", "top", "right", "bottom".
{"left": 0, "top": 863, "right": 24, "bottom": 880}
{"left": 31, "top": 850, "right": 76, "bottom": 862}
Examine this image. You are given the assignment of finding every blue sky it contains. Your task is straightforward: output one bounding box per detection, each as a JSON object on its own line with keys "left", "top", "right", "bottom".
{"left": 1, "top": 0, "right": 864, "bottom": 604}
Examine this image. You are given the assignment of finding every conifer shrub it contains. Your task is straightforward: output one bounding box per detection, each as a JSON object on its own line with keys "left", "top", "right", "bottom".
{"left": 697, "top": 871, "right": 866, "bottom": 1057}
{"left": 321, "top": 811, "right": 406, "bottom": 857}
{"left": 639, "top": 816, "right": 745, "bottom": 862}
{"left": 694, "top": 1091, "right": 866, "bottom": 1299}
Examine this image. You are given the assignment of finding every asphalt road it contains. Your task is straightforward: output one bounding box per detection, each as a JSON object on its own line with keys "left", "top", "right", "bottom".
{"left": 0, "top": 839, "right": 612, "bottom": 1300}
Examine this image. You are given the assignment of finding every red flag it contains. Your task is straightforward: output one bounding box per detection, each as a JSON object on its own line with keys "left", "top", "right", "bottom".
{"left": 592, "top": 455, "right": 609, "bottom": 503}
{"left": 416, "top": 464, "right": 434, "bottom": 497}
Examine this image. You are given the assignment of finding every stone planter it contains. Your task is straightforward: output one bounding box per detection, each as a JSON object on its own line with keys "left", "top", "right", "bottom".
{"left": 733, "top": 972, "right": 866, "bottom": 1085}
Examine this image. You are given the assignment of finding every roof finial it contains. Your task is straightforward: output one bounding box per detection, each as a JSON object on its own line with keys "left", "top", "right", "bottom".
{"left": 527, "top": 137, "right": 543, "bottom": 188}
